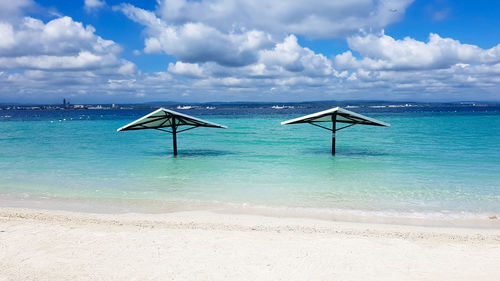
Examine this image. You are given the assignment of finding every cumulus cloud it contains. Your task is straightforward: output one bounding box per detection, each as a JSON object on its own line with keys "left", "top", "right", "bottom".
{"left": 0, "top": 0, "right": 34, "bottom": 22}
{"left": 119, "top": 4, "right": 273, "bottom": 67}
{"left": 0, "top": 16, "right": 128, "bottom": 71}
{"left": 154, "top": 0, "right": 413, "bottom": 38}
{"left": 84, "top": 0, "right": 106, "bottom": 12}
{"left": 164, "top": 35, "right": 336, "bottom": 83}
{"left": 335, "top": 32, "right": 500, "bottom": 70}
{"left": 168, "top": 61, "right": 204, "bottom": 78}
{"left": 161, "top": 32, "right": 500, "bottom": 100}
{"left": 0, "top": 9, "right": 138, "bottom": 102}
{"left": 259, "top": 35, "right": 333, "bottom": 77}
{"left": 3, "top": 0, "right": 500, "bottom": 103}
{"left": 0, "top": 52, "right": 117, "bottom": 71}
{"left": 116, "top": 0, "right": 417, "bottom": 68}
{"left": 118, "top": 3, "right": 337, "bottom": 82}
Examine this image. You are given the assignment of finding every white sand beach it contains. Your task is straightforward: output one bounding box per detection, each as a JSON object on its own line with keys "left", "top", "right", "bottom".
{"left": 1, "top": 208, "right": 499, "bottom": 281}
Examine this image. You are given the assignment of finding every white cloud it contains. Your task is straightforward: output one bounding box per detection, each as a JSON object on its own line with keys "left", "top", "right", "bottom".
{"left": 0, "top": 16, "right": 128, "bottom": 71}
{"left": 115, "top": 0, "right": 500, "bottom": 102}
{"left": 2, "top": 0, "right": 500, "bottom": 103}
{"left": 119, "top": 4, "right": 274, "bottom": 67}
{"left": 168, "top": 62, "right": 204, "bottom": 78}
{"left": 84, "top": 0, "right": 106, "bottom": 12}
{"left": 163, "top": 34, "right": 336, "bottom": 84}
{"left": 259, "top": 35, "right": 333, "bottom": 77}
{"left": 0, "top": 11, "right": 138, "bottom": 102}
{"left": 4, "top": 56, "right": 500, "bottom": 103}
{"left": 154, "top": 0, "right": 414, "bottom": 39}
{"left": 118, "top": 3, "right": 336, "bottom": 81}
{"left": 335, "top": 32, "right": 500, "bottom": 70}
{"left": 0, "top": 52, "right": 113, "bottom": 70}
{"left": 0, "top": 0, "right": 34, "bottom": 22}
{"left": 0, "top": 23, "right": 15, "bottom": 48}
{"left": 117, "top": 61, "right": 137, "bottom": 75}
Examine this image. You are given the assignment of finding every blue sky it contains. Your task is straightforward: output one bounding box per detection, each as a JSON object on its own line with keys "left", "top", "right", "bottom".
{"left": 1, "top": 0, "right": 500, "bottom": 103}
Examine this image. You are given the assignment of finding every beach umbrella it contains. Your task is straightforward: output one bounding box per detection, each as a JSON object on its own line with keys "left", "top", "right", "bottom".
{"left": 117, "top": 108, "right": 227, "bottom": 156}
{"left": 281, "top": 107, "right": 390, "bottom": 155}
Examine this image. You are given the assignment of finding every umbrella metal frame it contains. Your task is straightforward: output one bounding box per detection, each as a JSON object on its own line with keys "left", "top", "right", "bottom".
{"left": 117, "top": 108, "right": 227, "bottom": 156}
{"left": 281, "top": 107, "right": 390, "bottom": 155}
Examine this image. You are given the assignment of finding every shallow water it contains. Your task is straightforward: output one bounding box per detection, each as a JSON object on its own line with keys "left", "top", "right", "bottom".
{"left": 1, "top": 105, "right": 499, "bottom": 221}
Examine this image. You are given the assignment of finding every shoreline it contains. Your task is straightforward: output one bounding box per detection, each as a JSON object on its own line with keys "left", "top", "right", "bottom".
{"left": 1, "top": 193, "right": 499, "bottom": 229}
{"left": 1, "top": 207, "right": 500, "bottom": 280}
{"left": 2, "top": 206, "right": 500, "bottom": 241}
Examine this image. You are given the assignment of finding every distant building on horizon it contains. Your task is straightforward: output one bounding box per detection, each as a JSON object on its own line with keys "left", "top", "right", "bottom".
{"left": 63, "top": 98, "right": 71, "bottom": 109}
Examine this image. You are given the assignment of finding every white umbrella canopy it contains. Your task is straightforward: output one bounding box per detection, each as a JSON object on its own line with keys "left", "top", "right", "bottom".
{"left": 117, "top": 108, "right": 227, "bottom": 132}
{"left": 117, "top": 108, "right": 227, "bottom": 155}
{"left": 281, "top": 107, "right": 390, "bottom": 127}
{"left": 281, "top": 107, "right": 390, "bottom": 155}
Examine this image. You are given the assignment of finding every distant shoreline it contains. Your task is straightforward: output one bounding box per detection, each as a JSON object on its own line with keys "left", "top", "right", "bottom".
{"left": 1, "top": 100, "right": 499, "bottom": 111}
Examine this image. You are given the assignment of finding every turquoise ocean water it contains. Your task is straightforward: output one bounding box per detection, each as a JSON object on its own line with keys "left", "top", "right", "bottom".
{"left": 1, "top": 105, "right": 499, "bottom": 224}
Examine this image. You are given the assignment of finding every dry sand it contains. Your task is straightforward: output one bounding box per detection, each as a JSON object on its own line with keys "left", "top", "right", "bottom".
{"left": 1, "top": 207, "right": 499, "bottom": 281}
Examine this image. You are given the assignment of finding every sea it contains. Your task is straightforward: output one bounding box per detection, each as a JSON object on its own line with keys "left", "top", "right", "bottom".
{"left": 1, "top": 103, "right": 499, "bottom": 226}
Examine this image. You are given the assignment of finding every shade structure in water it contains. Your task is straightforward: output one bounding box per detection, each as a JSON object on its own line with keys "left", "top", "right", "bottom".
{"left": 117, "top": 108, "right": 227, "bottom": 155}
{"left": 281, "top": 107, "right": 390, "bottom": 155}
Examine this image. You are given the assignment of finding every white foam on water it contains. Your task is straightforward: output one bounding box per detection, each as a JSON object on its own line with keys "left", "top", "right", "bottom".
{"left": 1, "top": 193, "right": 498, "bottom": 228}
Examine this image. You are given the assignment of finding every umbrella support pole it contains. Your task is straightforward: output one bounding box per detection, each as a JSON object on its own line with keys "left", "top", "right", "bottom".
{"left": 332, "top": 113, "right": 337, "bottom": 155}
{"left": 172, "top": 116, "right": 178, "bottom": 156}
